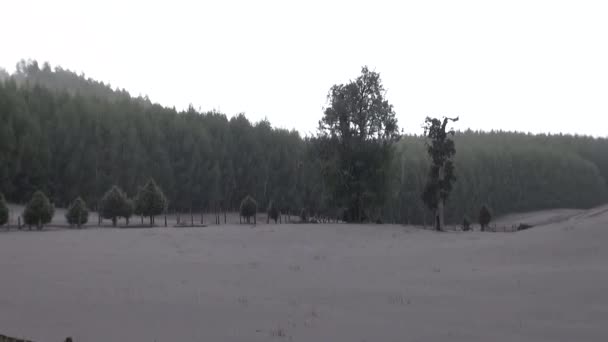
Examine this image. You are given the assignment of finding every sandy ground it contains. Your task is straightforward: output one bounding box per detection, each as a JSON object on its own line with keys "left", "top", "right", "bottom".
{"left": 1, "top": 206, "right": 607, "bottom": 341}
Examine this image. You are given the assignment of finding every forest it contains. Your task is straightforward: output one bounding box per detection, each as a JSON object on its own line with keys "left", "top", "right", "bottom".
{"left": 1, "top": 60, "right": 607, "bottom": 225}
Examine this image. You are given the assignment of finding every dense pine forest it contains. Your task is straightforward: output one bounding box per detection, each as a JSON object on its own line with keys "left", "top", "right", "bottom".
{"left": 1, "top": 60, "right": 607, "bottom": 225}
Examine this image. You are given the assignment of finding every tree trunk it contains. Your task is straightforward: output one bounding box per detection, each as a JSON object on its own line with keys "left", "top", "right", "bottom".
{"left": 435, "top": 200, "right": 445, "bottom": 231}
{"left": 150, "top": 216, "right": 153, "bottom": 226}
{"left": 112, "top": 217, "right": 117, "bottom": 227}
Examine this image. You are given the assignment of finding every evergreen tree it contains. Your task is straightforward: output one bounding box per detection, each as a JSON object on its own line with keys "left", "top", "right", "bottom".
{"left": 65, "top": 197, "right": 88, "bottom": 227}
{"left": 0, "top": 192, "right": 8, "bottom": 226}
{"left": 100, "top": 186, "right": 130, "bottom": 227}
{"left": 240, "top": 195, "right": 257, "bottom": 224}
{"left": 23, "top": 190, "right": 54, "bottom": 229}
{"left": 422, "top": 117, "right": 459, "bottom": 231}
{"left": 479, "top": 205, "right": 492, "bottom": 231}
{"left": 134, "top": 178, "right": 167, "bottom": 225}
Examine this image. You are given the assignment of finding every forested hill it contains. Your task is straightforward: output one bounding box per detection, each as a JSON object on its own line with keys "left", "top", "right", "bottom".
{"left": 1, "top": 61, "right": 607, "bottom": 224}
{"left": 7, "top": 60, "right": 151, "bottom": 105}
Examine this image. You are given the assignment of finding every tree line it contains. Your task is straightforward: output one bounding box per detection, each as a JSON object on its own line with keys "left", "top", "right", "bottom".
{"left": 0, "top": 60, "right": 607, "bottom": 226}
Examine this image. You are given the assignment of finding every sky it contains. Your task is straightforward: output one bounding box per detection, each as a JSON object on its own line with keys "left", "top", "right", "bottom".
{"left": 1, "top": 0, "right": 607, "bottom": 137}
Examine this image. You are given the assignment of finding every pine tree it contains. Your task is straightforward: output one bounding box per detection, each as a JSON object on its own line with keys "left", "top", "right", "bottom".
{"left": 23, "top": 190, "right": 54, "bottom": 229}
{"left": 0, "top": 192, "right": 8, "bottom": 226}
{"left": 66, "top": 197, "right": 89, "bottom": 228}
{"left": 100, "top": 186, "right": 130, "bottom": 227}
{"left": 134, "top": 178, "right": 167, "bottom": 225}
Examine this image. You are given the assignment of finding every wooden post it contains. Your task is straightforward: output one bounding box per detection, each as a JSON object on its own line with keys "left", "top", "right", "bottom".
{"left": 201, "top": 210, "right": 204, "bottom": 225}
{"left": 190, "top": 208, "right": 193, "bottom": 226}
{"left": 224, "top": 210, "right": 227, "bottom": 224}
{"left": 18, "top": 216, "right": 21, "bottom": 230}
{"left": 164, "top": 214, "right": 167, "bottom": 227}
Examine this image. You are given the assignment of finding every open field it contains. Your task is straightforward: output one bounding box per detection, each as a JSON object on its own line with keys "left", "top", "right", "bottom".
{"left": 1, "top": 206, "right": 607, "bottom": 341}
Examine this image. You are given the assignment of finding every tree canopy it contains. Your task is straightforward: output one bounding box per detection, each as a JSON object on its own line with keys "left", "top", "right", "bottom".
{"left": 318, "top": 66, "right": 399, "bottom": 222}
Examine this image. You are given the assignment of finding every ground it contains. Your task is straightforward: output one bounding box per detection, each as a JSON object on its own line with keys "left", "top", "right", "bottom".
{"left": 1, "top": 206, "right": 607, "bottom": 341}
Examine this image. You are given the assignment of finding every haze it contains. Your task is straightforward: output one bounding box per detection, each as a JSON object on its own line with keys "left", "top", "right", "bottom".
{"left": 1, "top": 0, "right": 606, "bottom": 136}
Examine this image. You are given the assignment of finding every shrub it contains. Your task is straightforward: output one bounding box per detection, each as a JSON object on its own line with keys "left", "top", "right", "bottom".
{"left": 66, "top": 197, "right": 89, "bottom": 227}
{"left": 517, "top": 223, "right": 534, "bottom": 231}
{"left": 462, "top": 216, "right": 471, "bottom": 231}
{"left": 300, "top": 208, "right": 308, "bottom": 223}
{"left": 134, "top": 178, "right": 167, "bottom": 225}
{"left": 267, "top": 200, "right": 279, "bottom": 223}
{"left": 479, "top": 205, "right": 492, "bottom": 231}
{"left": 240, "top": 195, "right": 257, "bottom": 224}
{"left": 0, "top": 192, "right": 8, "bottom": 226}
{"left": 100, "top": 186, "right": 130, "bottom": 227}
{"left": 23, "top": 191, "right": 54, "bottom": 229}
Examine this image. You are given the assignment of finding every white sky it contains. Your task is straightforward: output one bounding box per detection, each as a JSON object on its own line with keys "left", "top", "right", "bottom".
{"left": 1, "top": 0, "right": 607, "bottom": 137}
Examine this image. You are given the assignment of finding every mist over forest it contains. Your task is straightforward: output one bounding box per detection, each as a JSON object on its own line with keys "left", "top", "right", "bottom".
{"left": 1, "top": 60, "right": 607, "bottom": 225}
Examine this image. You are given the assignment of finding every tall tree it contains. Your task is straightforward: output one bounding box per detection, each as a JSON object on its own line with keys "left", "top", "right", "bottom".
{"left": 422, "top": 117, "right": 459, "bottom": 231}
{"left": 318, "top": 66, "right": 399, "bottom": 222}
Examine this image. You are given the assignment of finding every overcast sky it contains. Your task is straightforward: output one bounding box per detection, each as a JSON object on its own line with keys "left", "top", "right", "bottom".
{"left": 1, "top": 0, "right": 606, "bottom": 136}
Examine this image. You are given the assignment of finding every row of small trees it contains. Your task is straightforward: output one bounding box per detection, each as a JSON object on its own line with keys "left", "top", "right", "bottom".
{"left": 99, "top": 179, "right": 167, "bottom": 227}
{"left": 1, "top": 184, "right": 492, "bottom": 230}
{"left": 0, "top": 178, "right": 167, "bottom": 229}
{"left": 0, "top": 179, "right": 267, "bottom": 229}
